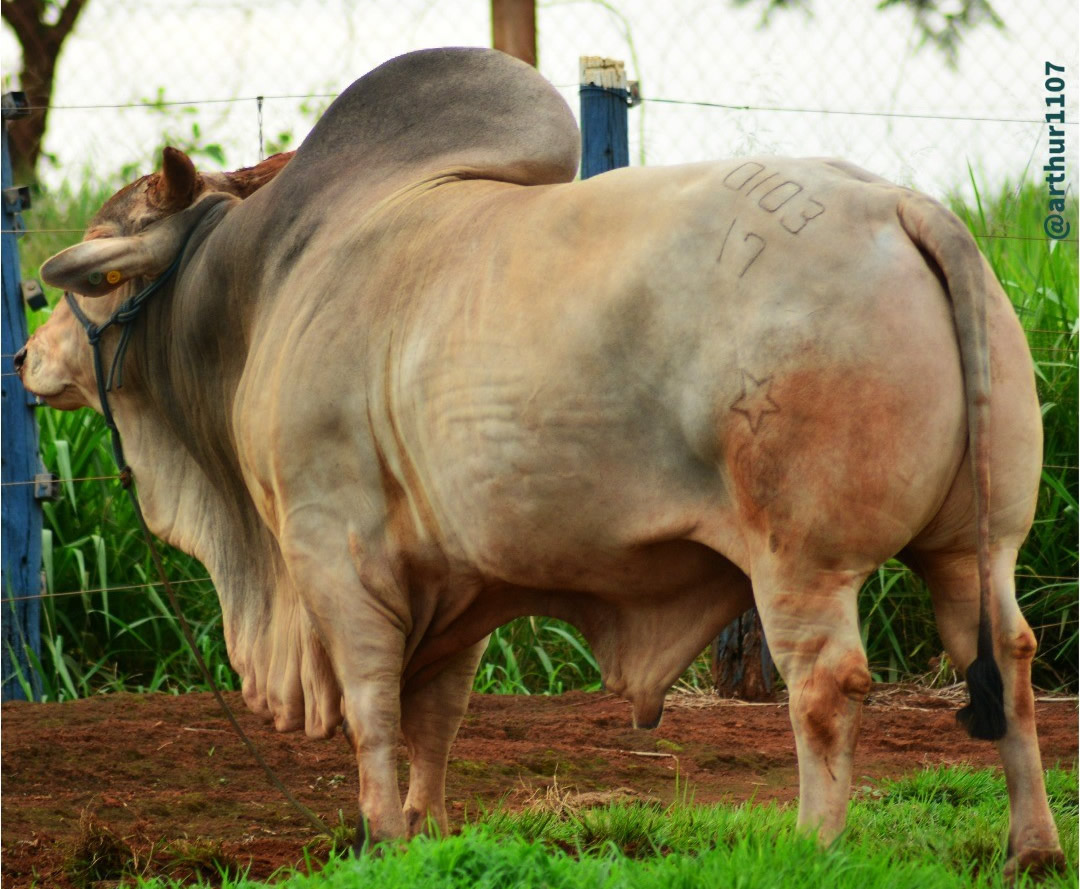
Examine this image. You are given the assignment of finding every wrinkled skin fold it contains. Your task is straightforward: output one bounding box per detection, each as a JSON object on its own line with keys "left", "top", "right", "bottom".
{"left": 17, "top": 48, "right": 1064, "bottom": 878}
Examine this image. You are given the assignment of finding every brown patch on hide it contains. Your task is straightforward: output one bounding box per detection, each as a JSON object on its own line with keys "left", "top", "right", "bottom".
{"left": 836, "top": 650, "right": 873, "bottom": 700}
{"left": 795, "top": 650, "right": 871, "bottom": 759}
{"left": 1007, "top": 629, "right": 1039, "bottom": 663}
{"left": 724, "top": 362, "right": 934, "bottom": 562}
{"left": 1006, "top": 629, "right": 1040, "bottom": 725}
{"left": 797, "top": 679, "right": 838, "bottom": 756}
{"left": 258, "top": 481, "right": 279, "bottom": 532}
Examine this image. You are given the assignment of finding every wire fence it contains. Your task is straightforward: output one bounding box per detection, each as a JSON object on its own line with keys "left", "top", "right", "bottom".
{"left": 0, "top": 1, "right": 1076, "bottom": 680}
{"left": 0, "top": 427, "right": 1074, "bottom": 604}
{"left": 0, "top": 0, "right": 1077, "bottom": 200}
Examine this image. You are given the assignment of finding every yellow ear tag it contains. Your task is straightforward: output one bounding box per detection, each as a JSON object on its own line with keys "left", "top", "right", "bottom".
{"left": 105, "top": 270, "right": 123, "bottom": 285}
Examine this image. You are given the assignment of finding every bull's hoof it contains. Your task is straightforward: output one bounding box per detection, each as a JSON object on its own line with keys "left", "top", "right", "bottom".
{"left": 631, "top": 699, "right": 664, "bottom": 730}
{"left": 404, "top": 806, "right": 429, "bottom": 838}
{"left": 1003, "top": 847, "right": 1067, "bottom": 883}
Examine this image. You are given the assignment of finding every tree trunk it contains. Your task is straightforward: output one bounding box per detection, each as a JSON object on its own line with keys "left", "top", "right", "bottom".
{"left": 711, "top": 607, "right": 775, "bottom": 700}
{"left": 491, "top": 0, "right": 536, "bottom": 67}
{"left": 2, "top": 0, "right": 90, "bottom": 182}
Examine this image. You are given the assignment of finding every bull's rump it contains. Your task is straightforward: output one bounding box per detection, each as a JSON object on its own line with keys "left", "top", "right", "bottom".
{"left": 347, "top": 157, "right": 973, "bottom": 584}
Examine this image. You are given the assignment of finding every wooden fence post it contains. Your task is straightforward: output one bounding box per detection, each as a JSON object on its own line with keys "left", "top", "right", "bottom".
{"left": 1, "top": 91, "right": 43, "bottom": 701}
{"left": 579, "top": 57, "right": 630, "bottom": 179}
{"left": 492, "top": 0, "right": 537, "bottom": 67}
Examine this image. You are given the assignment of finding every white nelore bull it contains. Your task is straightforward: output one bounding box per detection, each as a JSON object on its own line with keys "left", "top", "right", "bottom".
{"left": 16, "top": 48, "right": 1064, "bottom": 877}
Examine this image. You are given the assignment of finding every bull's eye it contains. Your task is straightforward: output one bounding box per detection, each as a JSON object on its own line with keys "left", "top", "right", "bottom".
{"left": 106, "top": 270, "right": 123, "bottom": 284}
{"left": 88, "top": 271, "right": 103, "bottom": 285}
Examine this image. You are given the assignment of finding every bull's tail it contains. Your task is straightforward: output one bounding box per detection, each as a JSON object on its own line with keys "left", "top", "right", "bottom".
{"left": 896, "top": 194, "right": 1006, "bottom": 742}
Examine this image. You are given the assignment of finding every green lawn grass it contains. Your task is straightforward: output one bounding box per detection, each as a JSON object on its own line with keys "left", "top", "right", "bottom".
{"left": 79, "top": 766, "right": 1077, "bottom": 888}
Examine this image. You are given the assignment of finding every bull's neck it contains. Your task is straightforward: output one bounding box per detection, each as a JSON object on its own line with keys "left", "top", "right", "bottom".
{"left": 107, "top": 233, "right": 262, "bottom": 575}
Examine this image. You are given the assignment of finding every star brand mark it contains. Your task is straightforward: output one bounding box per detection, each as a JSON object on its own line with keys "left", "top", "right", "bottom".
{"left": 731, "top": 370, "right": 780, "bottom": 433}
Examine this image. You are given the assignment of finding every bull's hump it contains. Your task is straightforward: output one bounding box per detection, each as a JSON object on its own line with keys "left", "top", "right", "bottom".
{"left": 287, "top": 48, "right": 580, "bottom": 192}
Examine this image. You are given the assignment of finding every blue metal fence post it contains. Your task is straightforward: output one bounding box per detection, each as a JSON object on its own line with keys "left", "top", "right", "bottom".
{"left": 2, "top": 91, "right": 43, "bottom": 701}
{"left": 578, "top": 56, "right": 630, "bottom": 179}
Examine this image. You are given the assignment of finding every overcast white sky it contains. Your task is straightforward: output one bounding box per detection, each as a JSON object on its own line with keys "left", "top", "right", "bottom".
{"left": 1, "top": 0, "right": 1077, "bottom": 200}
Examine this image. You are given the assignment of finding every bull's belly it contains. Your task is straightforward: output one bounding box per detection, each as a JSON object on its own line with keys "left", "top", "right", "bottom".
{"left": 414, "top": 351, "right": 966, "bottom": 591}
{"left": 439, "top": 450, "right": 726, "bottom": 594}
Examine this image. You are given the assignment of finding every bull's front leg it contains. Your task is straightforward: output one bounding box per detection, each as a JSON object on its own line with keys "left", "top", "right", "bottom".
{"left": 400, "top": 638, "right": 488, "bottom": 837}
{"left": 339, "top": 638, "right": 408, "bottom": 850}
{"left": 282, "top": 529, "right": 410, "bottom": 849}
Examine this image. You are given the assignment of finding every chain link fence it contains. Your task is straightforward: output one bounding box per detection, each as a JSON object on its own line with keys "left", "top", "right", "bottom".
{"left": 1, "top": 0, "right": 1077, "bottom": 200}
{"left": 0, "top": 1, "right": 1076, "bottom": 698}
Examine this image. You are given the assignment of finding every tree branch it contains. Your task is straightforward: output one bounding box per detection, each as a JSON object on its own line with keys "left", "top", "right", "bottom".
{"left": 55, "top": 0, "right": 88, "bottom": 41}
{"left": 1, "top": 0, "right": 92, "bottom": 181}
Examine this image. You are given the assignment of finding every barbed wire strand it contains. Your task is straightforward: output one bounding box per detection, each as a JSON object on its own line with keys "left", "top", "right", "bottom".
{"left": 0, "top": 332, "right": 1060, "bottom": 359}
{"left": 15, "top": 92, "right": 1080, "bottom": 128}
{"left": 7, "top": 564, "right": 1074, "bottom": 604}
{"left": 1, "top": 475, "right": 123, "bottom": 487}
{"left": 643, "top": 96, "right": 1080, "bottom": 127}
{"left": 16, "top": 94, "right": 335, "bottom": 112}
{"left": 6, "top": 577, "right": 214, "bottom": 602}
{"left": 4, "top": 227, "right": 1077, "bottom": 244}
{"left": 4, "top": 449, "right": 1077, "bottom": 492}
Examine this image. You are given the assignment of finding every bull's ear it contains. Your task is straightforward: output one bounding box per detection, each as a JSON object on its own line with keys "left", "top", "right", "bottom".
{"left": 41, "top": 192, "right": 234, "bottom": 296}
{"left": 149, "top": 147, "right": 199, "bottom": 211}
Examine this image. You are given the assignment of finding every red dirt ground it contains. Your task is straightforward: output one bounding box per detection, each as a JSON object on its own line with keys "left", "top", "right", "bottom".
{"left": 2, "top": 686, "right": 1076, "bottom": 887}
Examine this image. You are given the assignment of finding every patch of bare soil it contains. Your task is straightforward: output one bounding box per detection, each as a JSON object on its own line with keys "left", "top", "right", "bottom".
{"left": 2, "top": 686, "right": 1076, "bottom": 887}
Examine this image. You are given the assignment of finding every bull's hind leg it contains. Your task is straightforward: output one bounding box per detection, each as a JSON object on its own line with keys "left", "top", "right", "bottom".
{"left": 753, "top": 561, "right": 872, "bottom": 841}
{"left": 908, "top": 545, "right": 1064, "bottom": 878}
{"left": 399, "top": 639, "right": 487, "bottom": 837}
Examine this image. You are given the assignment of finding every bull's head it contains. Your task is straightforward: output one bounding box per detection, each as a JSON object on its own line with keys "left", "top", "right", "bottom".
{"left": 15, "top": 148, "right": 291, "bottom": 409}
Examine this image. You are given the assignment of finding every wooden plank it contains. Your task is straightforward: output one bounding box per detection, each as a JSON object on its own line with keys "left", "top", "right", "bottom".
{"left": 1, "top": 94, "right": 43, "bottom": 701}
{"left": 579, "top": 57, "right": 627, "bottom": 91}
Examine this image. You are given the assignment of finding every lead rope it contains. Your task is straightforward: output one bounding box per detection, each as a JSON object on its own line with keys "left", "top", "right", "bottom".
{"left": 66, "top": 278, "right": 329, "bottom": 838}
{"left": 128, "top": 495, "right": 329, "bottom": 836}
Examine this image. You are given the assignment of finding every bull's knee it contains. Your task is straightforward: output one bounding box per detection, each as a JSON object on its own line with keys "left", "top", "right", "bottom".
{"left": 791, "top": 648, "right": 871, "bottom": 705}
{"left": 790, "top": 648, "right": 870, "bottom": 755}
{"left": 1003, "top": 627, "right": 1037, "bottom": 663}
{"left": 994, "top": 625, "right": 1039, "bottom": 724}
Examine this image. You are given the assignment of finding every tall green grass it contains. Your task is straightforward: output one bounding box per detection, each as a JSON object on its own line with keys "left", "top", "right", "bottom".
{"left": 11, "top": 178, "right": 1077, "bottom": 698}
{"left": 10, "top": 180, "right": 237, "bottom": 700}
{"left": 952, "top": 177, "right": 1078, "bottom": 687}
{"left": 12, "top": 403, "right": 236, "bottom": 700}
